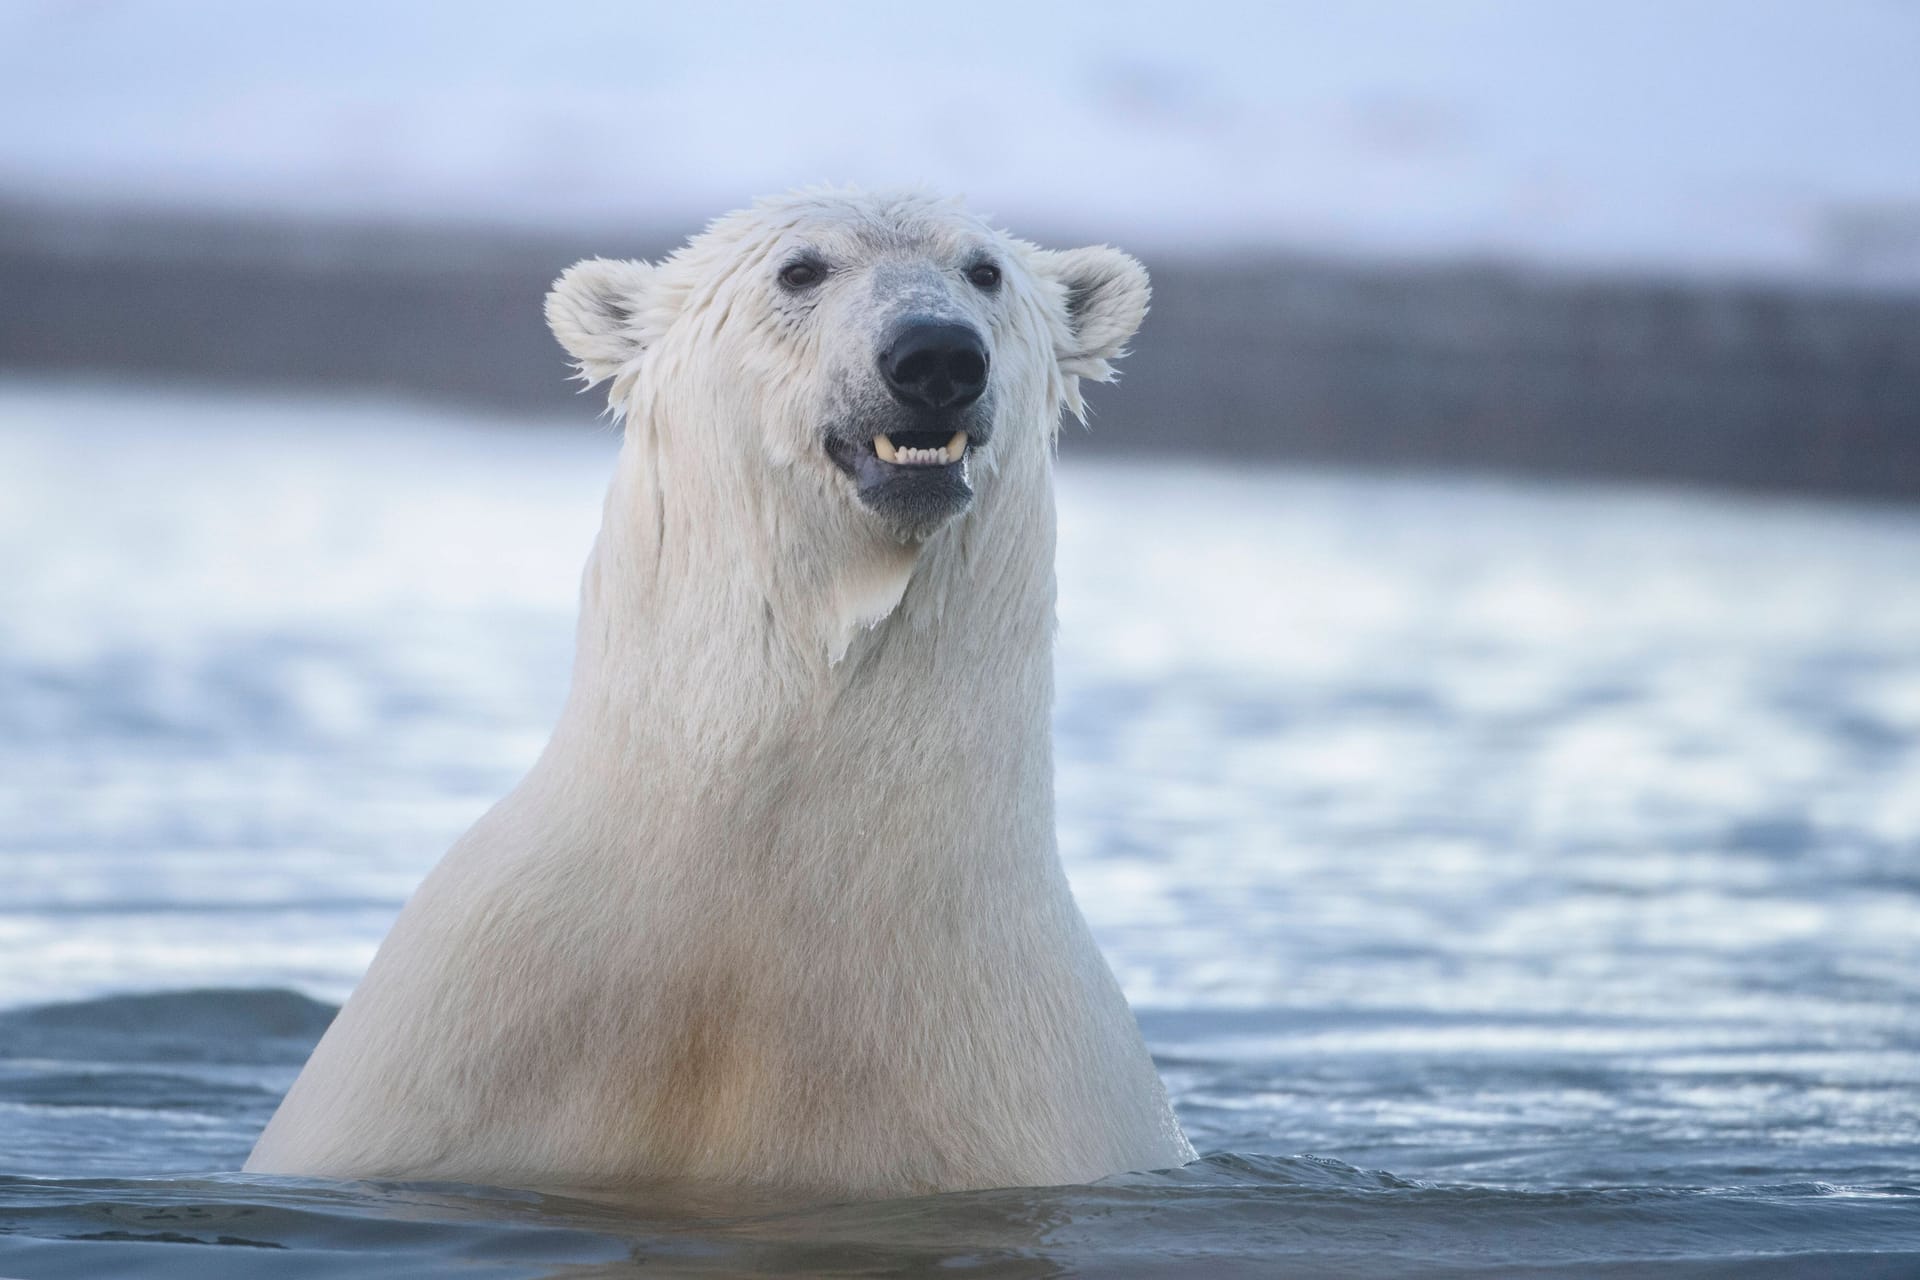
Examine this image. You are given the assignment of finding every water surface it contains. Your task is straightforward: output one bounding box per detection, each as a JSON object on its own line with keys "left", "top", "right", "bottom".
{"left": 2, "top": 381, "right": 1917, "bottom": 1275}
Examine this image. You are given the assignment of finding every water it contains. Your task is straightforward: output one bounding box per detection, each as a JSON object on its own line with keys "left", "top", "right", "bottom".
{"left": 2, "top": 379, "right": 1917, "bottom": 1275}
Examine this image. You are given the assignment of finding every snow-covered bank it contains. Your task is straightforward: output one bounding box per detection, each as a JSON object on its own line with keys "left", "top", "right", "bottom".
{"left": 0, "top": 0, "right": 1917, "bottom": 285}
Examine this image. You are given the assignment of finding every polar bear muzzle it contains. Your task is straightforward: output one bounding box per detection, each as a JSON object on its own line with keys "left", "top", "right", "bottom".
{"left": 822, "top": 316, "right": 995, "bottom": 540}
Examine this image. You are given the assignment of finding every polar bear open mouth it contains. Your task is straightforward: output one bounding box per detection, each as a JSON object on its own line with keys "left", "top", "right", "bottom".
{"left": 823, "top": 424, "right": 983, "bottom": 538}
{"left": 822, "top": 425, "right": 980, "bottom": 485}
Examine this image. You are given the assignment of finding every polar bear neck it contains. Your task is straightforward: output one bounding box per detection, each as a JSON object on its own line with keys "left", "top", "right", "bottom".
{"left": 534, "top": 420, "right": 1063, "bottom": 903}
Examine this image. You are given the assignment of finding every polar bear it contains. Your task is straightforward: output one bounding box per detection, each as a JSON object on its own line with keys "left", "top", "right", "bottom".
{"left": 246, "top": 189, "right": 1194, "bottom": 1197}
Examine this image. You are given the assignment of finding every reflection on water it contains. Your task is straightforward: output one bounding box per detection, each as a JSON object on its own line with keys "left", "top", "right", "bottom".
{"left": 1, "top": 380, "right": 1917, "bottom": 1275}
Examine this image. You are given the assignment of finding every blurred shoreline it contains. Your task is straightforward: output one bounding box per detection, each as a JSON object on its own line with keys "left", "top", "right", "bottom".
{"left": 5, "top": 194, "right": 1918, "bottom": 500}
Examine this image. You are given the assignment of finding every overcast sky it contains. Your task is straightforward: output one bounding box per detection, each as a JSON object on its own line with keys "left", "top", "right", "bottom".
{"left": 3, "top": 0, "right": 1917, "bottom": 280}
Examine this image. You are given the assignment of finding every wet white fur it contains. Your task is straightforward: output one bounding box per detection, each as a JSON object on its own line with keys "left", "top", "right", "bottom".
{"left": 246, "top": 190, "right": 1193, "bottom": 1196}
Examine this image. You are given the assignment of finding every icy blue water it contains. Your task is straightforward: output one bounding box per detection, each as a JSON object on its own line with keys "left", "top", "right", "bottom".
{"left": 2, "top": 380, "right": 1918, "bottom": 1275}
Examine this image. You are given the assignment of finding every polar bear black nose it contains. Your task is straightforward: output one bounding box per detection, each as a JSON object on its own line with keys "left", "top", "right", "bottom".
{"left": 880, "top": 321, "right": 989, "bottom": 411}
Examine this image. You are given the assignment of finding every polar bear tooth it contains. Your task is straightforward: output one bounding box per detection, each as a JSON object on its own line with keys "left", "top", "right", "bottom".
{"left": 874, "top": 434, "right": 899, "bottom": 463}
{"left": 945, "top": 432, "right": 968, "bottom": 462}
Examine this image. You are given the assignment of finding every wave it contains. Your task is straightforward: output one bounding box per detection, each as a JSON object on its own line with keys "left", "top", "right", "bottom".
{"left": 0, "top": 988, "right": 336, "bottom": 1065}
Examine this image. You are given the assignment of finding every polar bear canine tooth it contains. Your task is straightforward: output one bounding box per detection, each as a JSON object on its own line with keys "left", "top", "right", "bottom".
{"left": 872, "top": 431, "right": 969, "bottom": 468}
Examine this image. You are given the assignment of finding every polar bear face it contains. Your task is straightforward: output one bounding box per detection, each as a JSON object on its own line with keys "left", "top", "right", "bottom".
{"left": 545, "top": 190, "right": 1149, "bottom": 545}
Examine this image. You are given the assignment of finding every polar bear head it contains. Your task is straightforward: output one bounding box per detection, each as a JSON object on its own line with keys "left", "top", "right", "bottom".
{"left": 545, "top": 190, "right": 1149, "bottom": 548}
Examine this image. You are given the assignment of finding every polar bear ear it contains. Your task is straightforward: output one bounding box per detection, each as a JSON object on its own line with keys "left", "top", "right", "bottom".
{"left": 1028, "top": 245, "right": 1151, "bottom": 388}
{"left": 545, "top": 257, "right": 658, "bottom": 389}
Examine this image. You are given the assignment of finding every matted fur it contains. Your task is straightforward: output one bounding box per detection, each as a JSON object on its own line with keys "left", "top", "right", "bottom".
{"left": 246, "top": 189, "right": 1191, "bottom": 1196}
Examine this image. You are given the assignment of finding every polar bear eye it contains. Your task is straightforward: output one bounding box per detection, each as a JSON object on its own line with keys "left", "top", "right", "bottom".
{"left": 778, "top": 259, "right": 825, "bottom": 290}
{"left": 967, "top": 261, "right": 1002, "bottom": 290}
